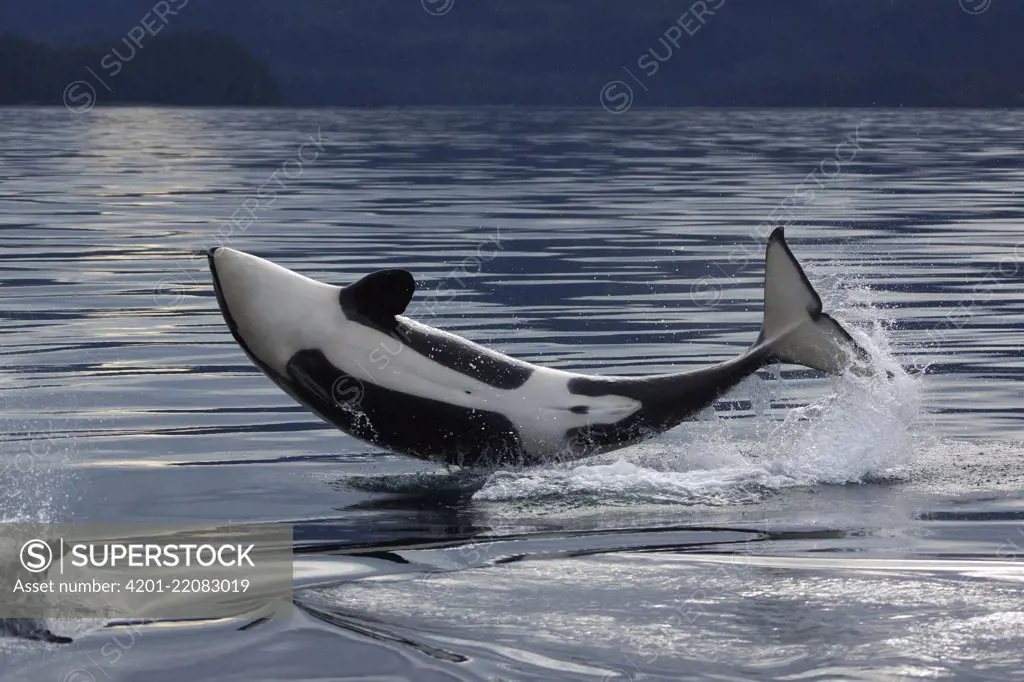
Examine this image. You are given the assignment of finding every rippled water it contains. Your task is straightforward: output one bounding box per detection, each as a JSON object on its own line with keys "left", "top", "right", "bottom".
{"left": 1, "top": 107, "right": 1023, "bottom": 681}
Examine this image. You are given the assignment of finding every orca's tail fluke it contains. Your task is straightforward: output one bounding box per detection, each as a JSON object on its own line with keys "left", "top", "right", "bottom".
{"left": 757, "top": 228, "right": 871, "bottom": 375}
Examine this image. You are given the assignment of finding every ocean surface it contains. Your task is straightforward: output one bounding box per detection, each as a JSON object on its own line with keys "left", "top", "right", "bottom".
{"left": 1, "top": 107, "right": 1023, "bottom": 681}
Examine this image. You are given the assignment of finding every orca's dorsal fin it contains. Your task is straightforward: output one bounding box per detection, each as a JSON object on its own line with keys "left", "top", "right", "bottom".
{"left": 339, "top": 269, "right": 415, "bottom": 327}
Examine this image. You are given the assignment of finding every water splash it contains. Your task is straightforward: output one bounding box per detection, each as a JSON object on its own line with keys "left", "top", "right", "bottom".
{"left": 476, "top": 292, "right": 922, "bottom": 506}
{"left": 0, "top": 391, "right": 81, "bottom": 646}
{"left": 0, "top": 391, "right": 79, "bottom": 524}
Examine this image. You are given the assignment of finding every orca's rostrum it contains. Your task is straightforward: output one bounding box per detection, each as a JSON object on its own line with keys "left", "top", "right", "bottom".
{"left": 208, "top": 228, "right": 870, "bottom": 466}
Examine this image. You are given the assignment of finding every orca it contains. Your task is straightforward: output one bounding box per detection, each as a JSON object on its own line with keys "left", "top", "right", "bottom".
{"left": 208, "top": 228, "right": 871, "bottom": 467}
{"left": 0, "top": 617, "right": 72, "bottom": 643}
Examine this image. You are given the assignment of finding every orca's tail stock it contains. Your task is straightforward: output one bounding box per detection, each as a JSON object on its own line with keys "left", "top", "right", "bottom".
{"left": 756, "top": 228, "right": 872, "bottom": 375}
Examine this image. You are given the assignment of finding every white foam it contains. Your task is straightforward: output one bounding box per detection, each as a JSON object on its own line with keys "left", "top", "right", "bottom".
{"left": 475, "top": 291, "right": 923, "bottom": 506}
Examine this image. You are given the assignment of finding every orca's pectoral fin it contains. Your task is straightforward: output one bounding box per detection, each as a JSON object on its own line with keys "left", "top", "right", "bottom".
{"left": 340, "top": 269, "right": 416, "bottom": 328}
{"left": 0, "top": 619, "right": 72, "bottom": 643}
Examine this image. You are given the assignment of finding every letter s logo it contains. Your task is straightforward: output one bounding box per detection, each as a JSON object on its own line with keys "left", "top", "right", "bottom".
{"left": 20, "top": 539, "right": 52, "bottom": 572}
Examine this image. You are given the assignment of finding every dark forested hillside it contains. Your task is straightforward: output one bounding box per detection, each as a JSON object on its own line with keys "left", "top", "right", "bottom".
{"left": 0, "top": 0, "right": 1020, "bottom": 107}
{"left": 0, "top": 31, "right": 280, "bottom": 106}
